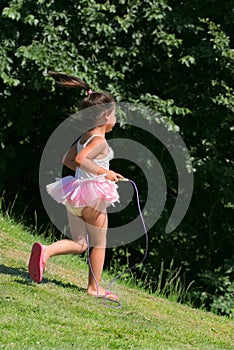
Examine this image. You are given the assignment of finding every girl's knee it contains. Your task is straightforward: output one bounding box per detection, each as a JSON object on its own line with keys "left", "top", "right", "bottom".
{"left": 74, "top": 237, "right": 88, "bottom": 253}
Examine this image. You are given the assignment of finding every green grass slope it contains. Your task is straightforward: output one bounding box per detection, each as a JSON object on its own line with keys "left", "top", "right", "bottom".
{"left": 0, "top": 213, "right": 233, "bottom": 350}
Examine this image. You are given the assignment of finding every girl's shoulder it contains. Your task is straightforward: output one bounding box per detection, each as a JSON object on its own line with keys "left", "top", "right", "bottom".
{"left": 79, "top": 133, "right": 106, "bottom": 147}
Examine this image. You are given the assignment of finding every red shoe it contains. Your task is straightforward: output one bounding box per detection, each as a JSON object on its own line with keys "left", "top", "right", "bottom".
{"left": 28, "top": 242, "right": 45, "bottom": 282}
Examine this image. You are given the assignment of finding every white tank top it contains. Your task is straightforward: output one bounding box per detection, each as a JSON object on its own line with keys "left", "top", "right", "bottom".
{"left": 75, "top": 134, "right": 114, "bottom": 179}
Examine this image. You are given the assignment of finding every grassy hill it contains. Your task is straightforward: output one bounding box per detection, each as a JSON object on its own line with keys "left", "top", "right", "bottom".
{"left": 0, "top": 212, "right": 233, "bottom": 350}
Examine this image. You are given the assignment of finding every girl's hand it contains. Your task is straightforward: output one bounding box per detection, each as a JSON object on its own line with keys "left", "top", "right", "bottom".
{"left": 104, "top": 170, "right": 124, "bottom": 182}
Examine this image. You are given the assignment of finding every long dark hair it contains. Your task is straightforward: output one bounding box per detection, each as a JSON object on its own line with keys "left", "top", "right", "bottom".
{"left": 48, "top": 71, "right": 115, "bottom": 111}
{"left": 48, "top": 71, "right": 115, "bottom": 132}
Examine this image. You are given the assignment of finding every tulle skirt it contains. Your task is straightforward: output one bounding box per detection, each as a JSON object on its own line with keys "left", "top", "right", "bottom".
{"left": 46, "top": 175, "right": 119, "bottom": 212}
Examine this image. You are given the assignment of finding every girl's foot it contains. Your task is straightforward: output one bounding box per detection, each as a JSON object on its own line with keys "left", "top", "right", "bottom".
{"left": 28, "top": 242, "right": 46, "bottom": 282}
{"left": 87, "top": 287, "right": 118, "bottom": 300}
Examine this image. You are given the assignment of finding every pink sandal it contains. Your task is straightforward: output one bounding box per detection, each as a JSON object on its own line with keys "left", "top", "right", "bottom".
{"left": 104, "top": 290, "right": 118, "bottom": 300}
{"left": 28, "top": 242, "right": 45, "bottom": 282}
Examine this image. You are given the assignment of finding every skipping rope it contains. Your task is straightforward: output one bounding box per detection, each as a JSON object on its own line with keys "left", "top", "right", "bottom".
{"left": 87, "top": 178, "right": 149, "bottom": 309}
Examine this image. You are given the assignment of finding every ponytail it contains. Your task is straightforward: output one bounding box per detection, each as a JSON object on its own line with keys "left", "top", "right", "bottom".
{"left": 48, "top": 71, "right": 115, "bottom": 114}
{"left": 48, "top": 71, "right": 90, "bottom": 92}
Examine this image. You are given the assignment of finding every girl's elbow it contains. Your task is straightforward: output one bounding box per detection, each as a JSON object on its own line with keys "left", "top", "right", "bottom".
{"left": 75, "top": 155, "right": 82, "bottom": 168}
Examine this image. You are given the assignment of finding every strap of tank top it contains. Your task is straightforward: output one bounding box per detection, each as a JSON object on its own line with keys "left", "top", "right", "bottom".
{"left": 82, "top": 134, "right": 104, "bottom": 148}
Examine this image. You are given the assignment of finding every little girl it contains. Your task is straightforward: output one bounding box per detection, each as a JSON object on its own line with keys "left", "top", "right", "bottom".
{"left": 28, "top": 72, "right": 124, "bottom": 300}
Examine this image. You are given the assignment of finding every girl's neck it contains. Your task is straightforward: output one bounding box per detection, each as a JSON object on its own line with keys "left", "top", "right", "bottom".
{"left": 89, "top": 125, "right": 107, "bottom": 137}
{"left": 80, "top": 126, "right": 106, "bottom": 144}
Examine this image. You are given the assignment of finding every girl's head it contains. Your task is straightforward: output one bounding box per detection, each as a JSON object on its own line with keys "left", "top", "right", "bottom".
{"left": 48, "top": 71, "right": 115, "bottom": 113}
{"left": 48, "top": 71, "right": 115, "bottom": 133}
{"left": 81, "top": 90, "right": 116, "bottom": 132}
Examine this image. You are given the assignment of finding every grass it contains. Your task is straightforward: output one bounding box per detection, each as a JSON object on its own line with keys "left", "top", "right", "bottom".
{"left": 0, "top": 212, "right": 234, "bottom": 350}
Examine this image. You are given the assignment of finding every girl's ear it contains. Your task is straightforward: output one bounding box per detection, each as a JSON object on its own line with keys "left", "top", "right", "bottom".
{"left": 102, "top": 111, "right": 109, "bottom": 120}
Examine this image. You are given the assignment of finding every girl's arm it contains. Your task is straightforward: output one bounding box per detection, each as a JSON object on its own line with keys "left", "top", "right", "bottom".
{"left": 75, "top": 137, "right": 124, "bottom": 182}
{"left": 63, "top": 143, "right": 77, "bottom": 171}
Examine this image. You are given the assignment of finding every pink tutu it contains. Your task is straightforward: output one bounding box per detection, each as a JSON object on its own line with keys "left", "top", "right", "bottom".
{"left": 46, "top": 175, "right": 119, "bottom": 210}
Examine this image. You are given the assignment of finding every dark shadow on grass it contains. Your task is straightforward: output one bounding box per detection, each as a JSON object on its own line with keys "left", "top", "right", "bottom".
{"left": 0, "top": 264, "right": 86, "bottom": 293}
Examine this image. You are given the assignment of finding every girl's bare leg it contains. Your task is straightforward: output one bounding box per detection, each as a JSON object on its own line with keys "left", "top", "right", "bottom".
{"left": 82, "top": 206, "right": 117, "bottom": 299}
{"left": 42, "top": 212, "right": 88, "bottom": 265}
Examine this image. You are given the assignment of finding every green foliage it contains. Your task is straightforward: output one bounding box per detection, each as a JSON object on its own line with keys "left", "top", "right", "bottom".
{"left": 155, "top": 259, "right": 195, "bottom": 304}
{"left": 0, "top": 0, "right": 233, "bottom": 317}
{"left": 191, "top": 259, "right": 234, "bottom": 319}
